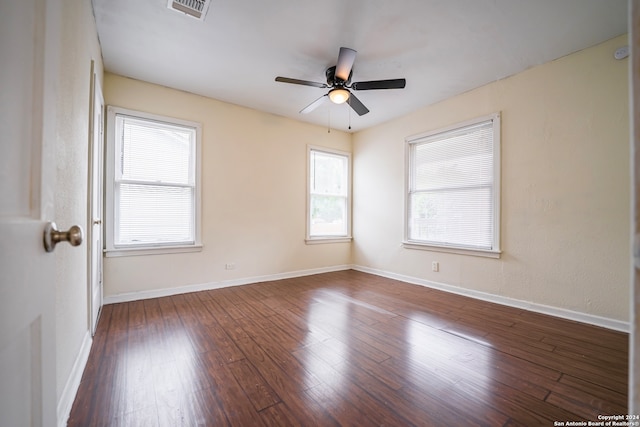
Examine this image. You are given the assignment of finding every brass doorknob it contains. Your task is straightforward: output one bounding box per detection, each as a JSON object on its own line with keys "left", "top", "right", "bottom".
{"left": 43, "top": 222, "right": 83, "bottom": 252}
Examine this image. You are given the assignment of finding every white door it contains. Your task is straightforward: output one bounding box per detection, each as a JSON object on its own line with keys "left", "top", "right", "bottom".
{"left": 0, "top": 0, "right": 64, "bottom": 425}
{"left": 89, "top": 65, "right": 105, "bottom": 335}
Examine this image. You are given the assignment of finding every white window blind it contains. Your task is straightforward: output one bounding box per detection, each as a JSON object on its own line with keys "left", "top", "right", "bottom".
{"left": 308, "top": 147, "right": 351, "bottom": 239}
{"left": 106, "top": 107, "right": 201, "bottom": 255}
{"left": 406, "top": 114, "right": 500, "bottom": 253}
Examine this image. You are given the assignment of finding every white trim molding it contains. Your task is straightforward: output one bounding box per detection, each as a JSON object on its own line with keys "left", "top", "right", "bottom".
{"left": 352, "top": 265, "right": 629, "bottom": 333}
{"left": 57, "top": 331, "right": 92, "bottom": 427}
{"left": 104, "top": 264, "right": 628, "bottom": 332}
{"left": 402, "top": 241, "right": 501, "bottom": 259}
{"left": 103, "top": 265, "right": 353, "bottom": 304}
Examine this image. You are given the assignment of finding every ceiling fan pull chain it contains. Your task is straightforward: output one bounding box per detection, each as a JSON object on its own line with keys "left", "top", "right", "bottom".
{"left": 327, "top": 108, "right": 331, "bottom": 133}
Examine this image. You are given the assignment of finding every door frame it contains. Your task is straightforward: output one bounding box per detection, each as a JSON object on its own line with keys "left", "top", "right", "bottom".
{"left": 87, "top": 60, "right": 104, "bottom": 336}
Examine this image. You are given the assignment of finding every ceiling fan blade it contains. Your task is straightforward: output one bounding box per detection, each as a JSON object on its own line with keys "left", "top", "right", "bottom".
{"left": 352, "top": 78, "right": 406, "bottom": 90}
{"left": 335, "top": 47, "right": 357, "bottom": 82}
{"left": 300, "top": 94, "right": 328, "bottom": 114}
{"left": 347, "top": 93, "right": 369, "bottom": 116}
{"left": 275, "top": 76, "right": 327, "bottom": 88}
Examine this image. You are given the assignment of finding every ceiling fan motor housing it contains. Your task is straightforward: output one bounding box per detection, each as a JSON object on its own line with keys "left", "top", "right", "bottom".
{"left": 326, "top": 66, "right": 352, "bottom": 87}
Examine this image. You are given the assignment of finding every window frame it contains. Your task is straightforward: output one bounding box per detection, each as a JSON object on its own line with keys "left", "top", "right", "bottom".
{"left": 105, "top": 106, "right": 203, "bottom": 257}
{"left": 306, "top": 145, "right": 352, "bottom": 244}
{"left": 403, "top": 113, "right": 501, "bottom": 258}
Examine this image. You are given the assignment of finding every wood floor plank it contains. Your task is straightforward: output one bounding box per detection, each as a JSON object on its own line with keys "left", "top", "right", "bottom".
{"left": 405, "top": 387, "right": 485, "bottom": 426}
{"left": 191, "top": 388, "right": 229, "bottom": 426}
{"left": 544, "top": 334, "right": 628, "bottom": 364}
{"left": 68, "top": 270, "right": 629, "bottom": 425}
{"left": 249, "top": 331, "right": 324, "bottom": 390}
{"left": 291, "top": 345, "right": 413, "bottom": 426}
{"left": 546, "top": 379, "right": 627, "bottom": 419}
{"left": 517, "top": 314, "right": 627, "bottom": 351}
{"left": 185, "top": 322, "right": 219, "bottom": 354}
{"left": 215, "top": 287, "right": 246, "bottom": 306}
{"left": 457, "top": 377, "right": 588, "bottom": 425}
{"left": 234, "top": 286, "right": 279, "bottom": 318}
{"left": 155, "top": 388, "right": 223, "bottom": 427}
{"left": 175, "top": 351, "right": 213, "bottom": 394}
{"left": 559, "top": 374, "right": 628, "bottom": 405}
{"left": 303, "top": 382, "right": 381, "bottom": 426}
{"left": 226, "top": 358, "right": 281, "bottom": 411}
{"left": 183, "top": 292, "right": 219, "bottom": 326}
{"left": 259, "top": 402, "right": 304, "bottom": 427}
{"left": 199, "top": 349, "right": 267, "bottom": 426}
{"left": 199, "top": 297, "right": 237, "bottom": 326}
{"left": 143, "top": 300, "right": 181, "bottom": 365}
{"left": 493, "top": 340, "right": 627, "bottom": 394}
{"left": 344, "top": 362, "right": 460, "bottom": 427}
{"left": 233, "top": 333, "right": 320, "bottom": 394}
{"left": 127, "top": 299, "right": 147, "bottom": 329}
{"left": 203, "top": 321, "right": 246, "bottom": 363}
{"left": 270, "top": 308, "right": 333, "bottom": 343}
{"left": 122, "top": 327, "right": 157, "bottom": 415}
{"left": 259, "top": 295, "right": 298, "bottom": 313}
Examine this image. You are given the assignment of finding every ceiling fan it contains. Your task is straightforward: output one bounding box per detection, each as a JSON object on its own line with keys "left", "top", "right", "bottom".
{"left": 275, "top": 47, "right": 406, "bottom": 116}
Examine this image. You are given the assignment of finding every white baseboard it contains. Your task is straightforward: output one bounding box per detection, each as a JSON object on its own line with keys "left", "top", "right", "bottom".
{"left": 57, "top": 330, "right": 92, "bottom": 427}
{"left": 103, "top": 263, "right": 628, "bottom": 333}
{"left": 103, "top": 264, "right": 353, "bottom": 305}
{"left": 352, "top": 265, "right": 630, "bottom": 333}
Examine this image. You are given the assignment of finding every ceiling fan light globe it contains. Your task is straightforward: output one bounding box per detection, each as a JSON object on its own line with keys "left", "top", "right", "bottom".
{"left": 329, "top": 88, "right": 350, "bottom": 104}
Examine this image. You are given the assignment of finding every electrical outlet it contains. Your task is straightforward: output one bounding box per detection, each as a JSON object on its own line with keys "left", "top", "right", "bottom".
{"left": 225, "top": 263, "right": 236, "bottom": 270}
{"left": 432, "top": 261, "right": 439, "bottom": 272}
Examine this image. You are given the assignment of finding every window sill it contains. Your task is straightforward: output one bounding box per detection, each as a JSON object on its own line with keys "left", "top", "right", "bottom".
{"left": 305, "top": 237, "right": 353, "bottom": 245}
{"left": 402, "top": 241, "right": 501, "bottom": 259}
{"left": 105, "top": 244, "right": 203, "bottom": 257}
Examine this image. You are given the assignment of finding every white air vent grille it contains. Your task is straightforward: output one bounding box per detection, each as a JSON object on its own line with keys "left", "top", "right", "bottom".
{"left": 167, "top": 0, "right": 211, "bottom": 20}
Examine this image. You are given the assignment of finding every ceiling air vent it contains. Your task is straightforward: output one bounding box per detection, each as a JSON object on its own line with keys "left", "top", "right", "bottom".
{"left": 167, "top": 0, "right": 211, "bottom": 20}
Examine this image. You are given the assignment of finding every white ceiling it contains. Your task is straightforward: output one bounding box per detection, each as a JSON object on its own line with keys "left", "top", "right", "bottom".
{"left": 92, "top": 0, "right": 628, "bottom": 133}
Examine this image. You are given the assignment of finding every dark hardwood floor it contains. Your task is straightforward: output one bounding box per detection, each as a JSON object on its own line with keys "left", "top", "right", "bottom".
{"left": 68, "top": 270, "right": 628, "bottom": 426}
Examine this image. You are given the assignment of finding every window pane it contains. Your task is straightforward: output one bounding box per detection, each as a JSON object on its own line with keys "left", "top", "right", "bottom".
{"left": 310, "top": 195, "right": 347, "bottom": 236}
{"left": 116, "top": 183, "right": 194, "bottom": 245}
{"left": 409, "top": 187, "right": 493, "bottom": 249}
{"left": 106, "top": 108, "right": 200, "bottom": 254}
{"left": 413, "top": 122, "right": 493, "bottom": 191}
{"left": 120, "top": 117, "right": 194, "bottom": 185}
{"left": 406, "top": 115, "right": 499, "bottom": 251}
{"left": 310, "top": 150, "right": 347, "bottom": 196}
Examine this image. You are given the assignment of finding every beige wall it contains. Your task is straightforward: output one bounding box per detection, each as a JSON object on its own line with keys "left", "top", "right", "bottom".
{"left": 353, "top": 35, "right": 630, "bottom": 323}
{"left": 103, "top": 74, "right": 352, "bottom": 297}
{"left": 55, "top": 0, "right": 103, "bottom": 409}
{"left": 103, "top": 35, "right": 630, "bottom": 325}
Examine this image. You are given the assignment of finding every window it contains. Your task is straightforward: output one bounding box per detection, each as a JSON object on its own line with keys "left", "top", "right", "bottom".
{"left": 105, "top": 106, "right": 202, "bottom": 256}
{"left": 404, "top": 113, "right": 501, "bottom": 257}
{"left": 307, "top": 146, "right": 352, "bottom": 243}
